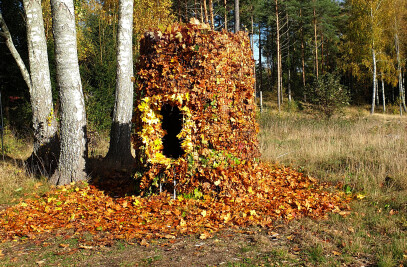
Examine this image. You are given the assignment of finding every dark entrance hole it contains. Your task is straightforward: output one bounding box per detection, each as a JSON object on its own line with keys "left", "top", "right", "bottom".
{"left": 160, "top": 104, "right": 185, "bottom": 159}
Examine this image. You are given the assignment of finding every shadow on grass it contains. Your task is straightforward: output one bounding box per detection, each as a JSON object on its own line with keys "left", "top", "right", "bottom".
{"left": 86, "top": 156, "right": 140, "bottom": 198}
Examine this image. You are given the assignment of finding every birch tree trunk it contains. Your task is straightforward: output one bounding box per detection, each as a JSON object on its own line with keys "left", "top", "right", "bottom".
{"left": 381, "top": 73, "right": 385, "bottom": 113}
{"left": 224, "top": 0, "right": 228, "bottom": 30}
{"left": 395, "top": 30, "right": 407, "bottom": 112}
{"left": 50, "top": 0, "right": 87, "bottom": 185}
{"left": 23, "top": 0, "right": 59, "bottom": 175}
{"left": 375, "top": 76, "right": 379, "bottom": 106}
{"left": 105, "top": 0, "right": 134, "bottom": 168}
{"left": 234, "top": 0, "right": 239, "bottom": 32}
{"left": 370, "top": 46, "right": 377, "bottom": 114}
{"left": 1, "top": 7, "right": 58, "bottom": 176}
{"left": 259, "top": 26, "right": 262, "bottom": 91}
{"left": 403, "top": 72, "right": 407, "bottom": 111}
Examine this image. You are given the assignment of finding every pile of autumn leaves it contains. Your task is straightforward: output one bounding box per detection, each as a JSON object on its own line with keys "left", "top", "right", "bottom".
{"left": 134, "top": 22, "right": 259, "bottom": 189}
{"left": 0, "top": 162, "right": 352, "bottom": 243}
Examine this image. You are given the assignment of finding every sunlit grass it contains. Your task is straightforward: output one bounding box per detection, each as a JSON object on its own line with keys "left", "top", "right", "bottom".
{"left": 258, "top": 106, "right": 407, "bottom": 265}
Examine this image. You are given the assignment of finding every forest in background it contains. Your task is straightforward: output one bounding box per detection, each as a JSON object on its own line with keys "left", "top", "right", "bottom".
{"left": 0, "top": 0, "right": 407, "bottom": 133}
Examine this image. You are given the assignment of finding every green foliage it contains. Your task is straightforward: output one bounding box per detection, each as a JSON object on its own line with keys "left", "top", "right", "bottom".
{"left": 78, "top": 13, "right": 117, "bottom": 133}
{"left": 305, "top": 73, "right": 350, "bottom": 118}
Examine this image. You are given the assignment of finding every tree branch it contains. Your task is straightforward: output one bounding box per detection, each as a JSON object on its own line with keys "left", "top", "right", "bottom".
{"left": 0, "top": 11, "right": 32, "bottom": 92}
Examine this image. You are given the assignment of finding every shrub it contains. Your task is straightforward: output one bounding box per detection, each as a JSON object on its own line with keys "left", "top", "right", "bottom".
{"left": 305, "top": 73, "right": 350, "bottom": 118}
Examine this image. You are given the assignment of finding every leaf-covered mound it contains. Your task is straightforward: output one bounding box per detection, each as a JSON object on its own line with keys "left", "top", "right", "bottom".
{"left": 0, "top": 162, "right": 352, "bottom": 243}
{"left": 133, "top": 22, "right": 258, "bottom": 191}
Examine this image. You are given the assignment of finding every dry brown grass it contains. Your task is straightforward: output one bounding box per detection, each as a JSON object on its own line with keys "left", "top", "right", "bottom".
{"left": 259, "top": 109, "right": 407, "bottom": 193}
{"left": 258, "top": 107, "right": 407, "bottom": 266}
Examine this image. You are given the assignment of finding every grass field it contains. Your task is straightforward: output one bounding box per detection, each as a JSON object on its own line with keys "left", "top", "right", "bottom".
{"left": 0, "top": 106, "right": 406, "bottom": 266}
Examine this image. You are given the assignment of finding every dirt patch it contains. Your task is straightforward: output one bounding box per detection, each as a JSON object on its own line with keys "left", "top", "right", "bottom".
{"left": 0, "top": 222, "right": 376, "bottom": 266}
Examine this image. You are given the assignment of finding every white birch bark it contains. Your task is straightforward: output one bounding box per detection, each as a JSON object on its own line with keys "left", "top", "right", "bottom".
{"left": 234, "top": 0, "right": 239, "bottom": 32}
{"left": 23, "top": 0, "right": 58, "bottom": 173}
{"left": 395, "top": 30, "right": 407, "bottom": 112}
{"left": 50, "top": 0, "right": 87, "bottom": 185}
{"left": 381, "top": 73, "right": 385, "bottom": 113}
{"left": 2, "top": 6, "right": 58, "bottom": 175}
{"left": 105, "top": 0, "right": 134, "bottom": 167}
{"left": 370, "top": 47, "right": 377, "bottom": 114}
{"left": 224, "top": 0, "right": 228, "bottom": 31}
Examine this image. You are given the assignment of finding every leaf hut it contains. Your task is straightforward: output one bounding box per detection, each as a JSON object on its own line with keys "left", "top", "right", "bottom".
{"left": 133, "top": 22, "right": 259, "bottom": 194}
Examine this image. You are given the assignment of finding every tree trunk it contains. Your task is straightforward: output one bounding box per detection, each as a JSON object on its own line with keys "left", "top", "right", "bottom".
{"left": 395, "top": 30, "right": 407, "bottom": 112}
{"left": 376, "top": 77, "right": 379, "bottom": 106}
{"left": 184, "top": 0, "right": 188, "bottom": 22}
{"left": 209, "top": 0, "right": 214, "bottom": 30}
{"left": 321, "top": 33, "right": 324, "bottom": 74}
{"left": 370, "top": 47, "right": 377, "bottom": 114}
{"left": 200, "top": 0, "right": 204, "bottom": 23}
{"left": 381, "top": 73, "right": 386, "bottom": 113}
{"left": 276, "top": 0, "right": 281, "bottom": 112}
{"left": 286, "top": 9, "right": 291, "bottom": 102}
{"left": 251, "top": 14, "right": 255, "bottom": 93}
{"left": 300, "top": 8, "right": 306, "bottom": 100}
{"left": 224, "top": 0, "right": 227, "bottom": 30}
{"left": 403, "top": 71, "right": 407, "bottom": 111}
{"left": 50, "top": 0, "right": 87, "bottom": 185}
{"left": 234, "top": 0, "right": 239, "bottom": 32}
{"left": 313, "top": 1, "right": 319, "bottom": 79}
{"left": 259, "top": 26, "right": 262, "bottom": 92}
{"left": 203, "top": 0, "right": 208, "bottom": 24}
{"left": 105, "top": 0, "right": 134, "bottom": 168}
{"left": 23, "top": 0, "right": 59, "bottom": 176}
{"left": 194, "top": 0, "right": 197, "bottom": 19}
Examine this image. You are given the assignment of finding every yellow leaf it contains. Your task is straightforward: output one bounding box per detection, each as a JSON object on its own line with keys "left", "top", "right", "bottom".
{"left": 214, "top": 180, "right": 220, "bottom": 186}
{"left": 332, "top": 250, "right": 341, "bottom": 256}
{"left": 199, "top": 233, "right": 210, "bottom": 240}
{"left": 140, "top": 239, "right": 149, "bottom": 247}
{"left": 356, "top": 193, "right": 366, "bottom": 200}
{"left": 223, "top": 213, "right": 231, "bottom": 223}
{"left": 201, "top": 210, "right": 207, "bottom": 217}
